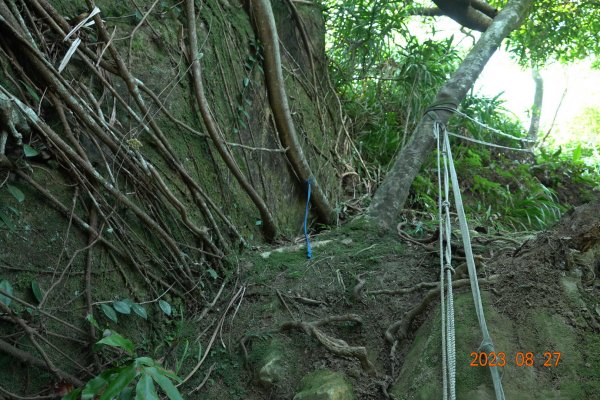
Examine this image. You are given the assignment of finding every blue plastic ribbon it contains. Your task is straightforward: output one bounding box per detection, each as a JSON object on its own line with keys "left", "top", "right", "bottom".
{"left": 304, "top": 178, "right": 313, "bottom": 259}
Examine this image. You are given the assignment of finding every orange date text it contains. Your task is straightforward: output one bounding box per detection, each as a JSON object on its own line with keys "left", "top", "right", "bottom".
{"left": 469, "top": 352, "right": 561, "bottom": 367}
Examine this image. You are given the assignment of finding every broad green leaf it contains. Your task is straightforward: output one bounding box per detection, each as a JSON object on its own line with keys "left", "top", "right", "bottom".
{"left": 61, "top": 388, "right": 82, "bottom": 400}
{"left": 135, "top": 373, "right": 159, "bottom": 400}
{"left": 99, "top": 364, "right": 138, "bottom": 400}
{"left": 119, "top": 387, "right": 134, "bottom": 400}
{"left": 207, "top": 268, "right": 218, "bottom": 280}
{"left": 113, "top": 300, "right": 131, "bottom": 315}
{"left": 243, "top": 77, "right": 250, "bottom": 87}
{"left": 96, "top": 331, "right": 135, "bottom": 356}
{"left": 86, "top": 313, "right": 100, "bottom": 329}
{"left": 145, "top": 367, "right": 183, "bottom": 400}
{"left": 7, "top": 185, "right": 25, "bottom": 203}
{"left": 100, "top": 304, "right": 118, "bottom": 323}
{"left": 0, "top": 280, "right": 13, "bottom": 307}
{"left": 134, "top": 357, "right": 155, "bottom": 368}
{"left": 82, "top": 375, "right": 108, "bottom": 399}
{"left": 31, "top": 281, "right": 43, "bottom": 303}
{"left": 132, "top": 303, "right": 147, "bottom": 320}
{"left": 154, "top": 366, "right": 182, "bottom": 383}
{"left": 0, "top": 210, "right": 16, "bottom": 232}
{"left": 158, "top": 300, "right": 172, "bottom": 316}
{"left": 23, "top": 144, "right": 39, "bottom": 157}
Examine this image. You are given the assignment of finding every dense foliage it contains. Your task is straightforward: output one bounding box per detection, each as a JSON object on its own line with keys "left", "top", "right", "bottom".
{"left": 505, "top": 0, "right": 600, "bottom": 66}
{"left": 324, "top": 0, "right": 600, "bottom": 230}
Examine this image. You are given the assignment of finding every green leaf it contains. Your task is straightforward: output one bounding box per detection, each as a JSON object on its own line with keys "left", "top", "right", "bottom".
{"left": 61, "top": 388, "right": 82, "bottom": 400}
{"left": 113, "top": 300, "right": 132, "bottom": 315}
{"left": 207, "top": 268, "right": 218, "bottom": 280}
{"left": 23, "top": 144, "right": 39, "bottom": 157}
{"left": 132, "top": 303, "right": 148, "bottom": 320}
{"left": 145, "top": 367, "right": 183, "bottom": 400}
{"left": 134, "top": 357, "right": 155, "bottom": 368}
{"left": 31, "top": 281, "right": 43, "bottom": 303}
{"left": 119, "top": 387, "right": 134, "bottom": 400}
{"left": 99, "top": 364, "right": 138, "bottom": 400}
{"left": 82, "top": 375, "right": 108, "bottom": 399}
{"left": 136, "top": 373, "right": 159, "bottom": 400}
{"left": 96, "top": 331, "right": 135, "bottom": 356}
{"left": 158, "top": 300, "right": 172, "bottom": 316}
{"left": 7, "top": 185, "right": 25, "bottom": 203}
{"left": 154, "top": 366, "right": 182, "bottom": 383}
{"left": 243, "top": 77, "right": 250, "bottom": 87}
{"left": 86, "top": 313, "right": 100, "bottom": 329}
{"left": 0, "top": 280, "right": 13, "bottom": 307}
{"left": 0, "top": 210, "right": 16, "bottom": 232}
{"left": 100, "top": 304, "right": 118, "bottom": 323}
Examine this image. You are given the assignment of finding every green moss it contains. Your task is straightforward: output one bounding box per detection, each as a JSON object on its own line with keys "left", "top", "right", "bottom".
{"left": 391, "top": 291, "right": 593, "bottom": 400}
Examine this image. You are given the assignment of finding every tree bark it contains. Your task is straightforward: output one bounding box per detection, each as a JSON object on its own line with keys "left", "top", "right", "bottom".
{"left": 527, "top": 68, "right": 543, "bottom": 146}
{"left": 432, "top": 0, "right": 498, "bottom": 32}
{"left": 366, "top": 0, "right": 534, "bottom": 229}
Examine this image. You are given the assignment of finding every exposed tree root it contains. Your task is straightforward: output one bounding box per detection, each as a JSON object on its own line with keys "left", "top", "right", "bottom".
{"left": 184, "top": 0, "right": 277, "bottom": 241}
{"left": 384, "top": 275, "right": 498, "bottom": 343}
{"left": 0, "top": 303, "right": 85, "bottom": 387}
{"left": 249, "top": 0, "right": 336, "bottom": 225}
{"left": 351, "top": 272, "right": 368, "bottom": 302}
{"left": 280, "top": 314, "right": 378, "bottom": 376}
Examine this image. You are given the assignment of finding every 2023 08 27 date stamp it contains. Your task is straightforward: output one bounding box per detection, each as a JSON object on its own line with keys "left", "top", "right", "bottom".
{"left": 469, "top": 351, "right": 561, "bottom": 367}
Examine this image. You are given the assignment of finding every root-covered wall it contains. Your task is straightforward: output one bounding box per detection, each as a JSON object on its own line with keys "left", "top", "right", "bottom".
{"left": 0, "top": 0, "right": 348, "bottom": 392}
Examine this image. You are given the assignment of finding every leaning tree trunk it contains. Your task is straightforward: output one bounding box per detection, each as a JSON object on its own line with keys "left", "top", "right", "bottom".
{"left": 527, "top": 68, "right": 544, "bottom": 146}
{"left": 366, "top": 0, "right": 535, "bottom": 229}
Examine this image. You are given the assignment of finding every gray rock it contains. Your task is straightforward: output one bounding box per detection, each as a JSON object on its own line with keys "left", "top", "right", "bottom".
{"left": 257, "top": 347, "right": 284, "bottom": 388}
{"left": 293, "top": 370, "right": 355, "bottom": 400}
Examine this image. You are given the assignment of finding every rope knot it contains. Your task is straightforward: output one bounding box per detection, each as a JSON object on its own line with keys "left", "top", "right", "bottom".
{"left": 444, "top": 264, "right": 455, "bottom": 274}
{"left": 479, "top": 339, "right": 495, "bottom": 354}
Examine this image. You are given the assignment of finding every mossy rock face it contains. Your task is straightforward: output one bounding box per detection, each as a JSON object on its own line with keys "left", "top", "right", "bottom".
{"left": 293, "top": 370, "right": 355, "bottom": 400}
{"left": 391, "top": 291, "right": 590, "bottom": 399}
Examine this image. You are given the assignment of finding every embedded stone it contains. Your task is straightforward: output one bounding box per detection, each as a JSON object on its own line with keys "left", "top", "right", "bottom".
{"left": 293, "top": 370, "right": 355, "bottom": 400}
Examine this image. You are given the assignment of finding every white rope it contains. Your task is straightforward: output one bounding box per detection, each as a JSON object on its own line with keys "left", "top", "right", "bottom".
{"left": 452, "top": 108, "right": 535, "bottom": 143}
{"left": 436, "top": 124, "right": 449, "bottom": 400}
{"left": 435, "top": 123, "right": 456, "bottom": 400}
{"left": 446, "top": 131, "right": 532, "bottom": 152}
{"left": 444, "top": 128, "right": 506, "bottom": 400}
{"left": 442, "top": 136, "right": 456, "bottom": 400}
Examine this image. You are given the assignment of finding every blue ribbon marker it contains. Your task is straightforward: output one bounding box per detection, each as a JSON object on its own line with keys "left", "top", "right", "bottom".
{"left": 304, "top": 178, "right": 313, "bottom": 259}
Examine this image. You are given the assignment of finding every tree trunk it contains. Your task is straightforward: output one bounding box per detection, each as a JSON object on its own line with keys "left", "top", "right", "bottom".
{"left": 527, "top": 68, "right": 543, "bottom": 146}
{"left": 366, "top": 0, "right": 535, "bottom": 229}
